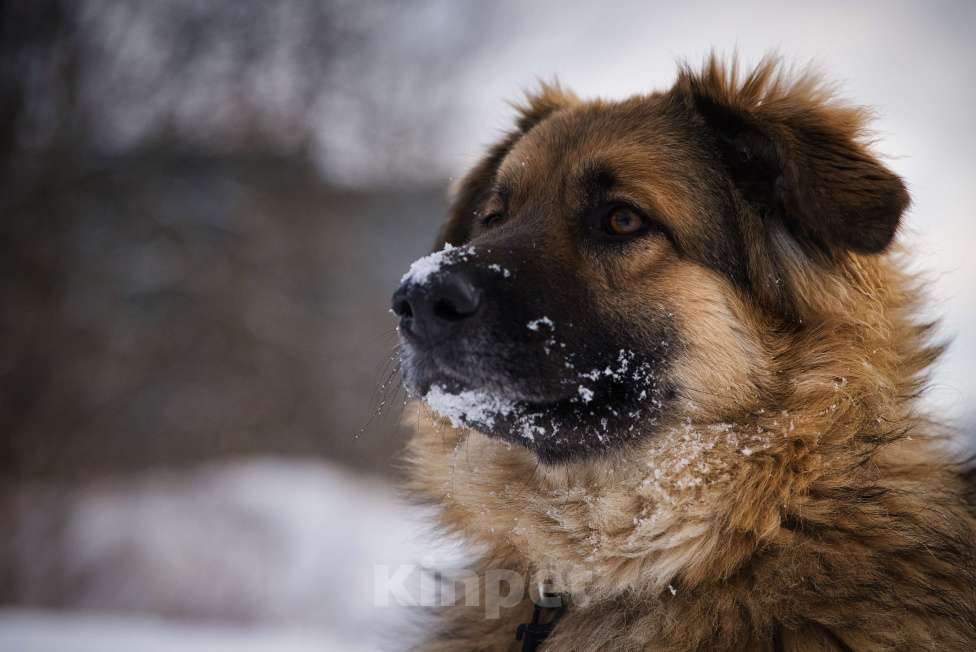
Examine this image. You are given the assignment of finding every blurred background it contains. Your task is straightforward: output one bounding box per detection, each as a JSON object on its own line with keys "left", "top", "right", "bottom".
{"left": 1, "top": 1, "right": 974, "bottom": 650}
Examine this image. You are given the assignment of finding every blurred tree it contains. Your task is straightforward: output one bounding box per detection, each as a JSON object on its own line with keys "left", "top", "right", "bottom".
{"left": 0, "top": 0, "right": 496, "bottom": 481}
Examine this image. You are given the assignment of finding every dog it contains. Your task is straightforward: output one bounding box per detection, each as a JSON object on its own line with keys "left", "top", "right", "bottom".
{"left": 391, "top": 56, "right": 976, "bottom": 650}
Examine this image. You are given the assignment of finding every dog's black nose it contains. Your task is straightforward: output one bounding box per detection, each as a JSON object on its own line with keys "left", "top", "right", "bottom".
{"left": 392, "top": 269, "right": 481, "bottom": 343}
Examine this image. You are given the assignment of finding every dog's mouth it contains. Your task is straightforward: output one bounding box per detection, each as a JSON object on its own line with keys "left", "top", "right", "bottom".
{"left": 400, "top": 343, "right": 581, "bottom": 420}
{"left": 403, "top": 347, "right": 579, "bottom": 405}
{"left": 400, "top": 341, "right": 673, "bottom": 460}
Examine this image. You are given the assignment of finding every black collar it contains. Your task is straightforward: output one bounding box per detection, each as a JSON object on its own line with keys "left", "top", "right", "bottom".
{"left": 515, "top": 593, "right": 567, "bottom": 652}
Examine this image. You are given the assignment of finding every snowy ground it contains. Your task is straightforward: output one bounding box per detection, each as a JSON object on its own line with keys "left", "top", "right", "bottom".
{"left": 2, "top": 458, "right": 464, "bottom": 651}
{"left": 0, "top": 609, "right": 367, "bottom": 652}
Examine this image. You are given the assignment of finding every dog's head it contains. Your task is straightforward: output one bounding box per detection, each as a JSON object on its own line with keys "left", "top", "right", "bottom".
{"left": 392, "top": 57, "right": 909, "bottom": 463}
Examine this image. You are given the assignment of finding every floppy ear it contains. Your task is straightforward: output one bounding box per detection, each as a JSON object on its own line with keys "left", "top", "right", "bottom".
{"left": 673, "top": 56, "right": 909, "bottom": 254}
{"left": 434, "top": 83, "right": 578, "bottom": 249}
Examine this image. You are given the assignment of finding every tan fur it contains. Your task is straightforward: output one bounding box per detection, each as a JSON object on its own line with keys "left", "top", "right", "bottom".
{"left": 404, "top": 57, "right": 976, "bottom": 651}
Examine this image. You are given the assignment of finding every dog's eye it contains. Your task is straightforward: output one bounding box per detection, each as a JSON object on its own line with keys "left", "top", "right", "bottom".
{"left": 604, "top": 206, "right": 646, "bottom": 236}
{"left": 481, "top": 211, "right": 505, "bottom": 228}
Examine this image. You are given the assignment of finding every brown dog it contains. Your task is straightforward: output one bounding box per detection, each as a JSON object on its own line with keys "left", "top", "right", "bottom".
{"left": 391, "top": 56, "right": 976, "bottom": 650}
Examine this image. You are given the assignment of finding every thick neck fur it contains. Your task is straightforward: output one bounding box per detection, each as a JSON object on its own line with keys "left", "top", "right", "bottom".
{"left": 405, "top": 251, "right": 976, "bottom": 650}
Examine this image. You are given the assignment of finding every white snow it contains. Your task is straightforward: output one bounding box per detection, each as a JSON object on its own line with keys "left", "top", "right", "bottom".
{"left": 423, "top": 385, "right": 550, "bottom": 442}
{"left": 400, "top": 244, "right": 474, "bottom": 286}
{"left": 0, "top": 609, "right": 360, "bottom": 652}
{"left": 515, "top": 413, "right": 547, "bottom": 442}
{"left": 577, "top": 386, "right": 594, "bottom": 403}
{"left": 487, "top": 264, "right": 512, "bottom": 278}
{"left": 424, "top": 384, "right": 516, "bottom": 429}
{"left": 526, "top": 317, "right": 554, "bottom": 332}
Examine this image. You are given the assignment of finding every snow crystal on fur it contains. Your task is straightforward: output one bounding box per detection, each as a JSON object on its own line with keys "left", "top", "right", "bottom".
{"left": 400, "top": 244, "right": 475, "bottom": 286}
{"left": 423, "top": 385, "right": 516, "bottom": 430}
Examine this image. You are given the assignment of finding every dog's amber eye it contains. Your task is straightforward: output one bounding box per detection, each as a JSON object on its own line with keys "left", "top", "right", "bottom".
{"left": 481, "top": 211, "right": 504, "bottom": 228}
{"left": 605, "top": 207, "right": 645, "bottom": 236}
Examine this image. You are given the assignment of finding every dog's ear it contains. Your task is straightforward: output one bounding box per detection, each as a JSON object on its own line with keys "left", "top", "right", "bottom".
{"left": 672, "top": 56, "right": 909, "bottom": 254}
{"left": 435, "top": 83, "right": 578, "bottom": 249}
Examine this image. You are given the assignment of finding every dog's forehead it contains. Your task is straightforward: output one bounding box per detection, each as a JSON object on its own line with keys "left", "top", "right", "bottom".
{"left": 493, "top": 96, "right": 726, "bottom": 251}
{"left": 498, "top": 97, "right": 704, "bottom": 206}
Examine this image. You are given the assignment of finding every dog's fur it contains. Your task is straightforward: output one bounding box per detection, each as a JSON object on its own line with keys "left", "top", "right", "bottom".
{"left": 398, "top": 57, "right": 976, "bottom": 650}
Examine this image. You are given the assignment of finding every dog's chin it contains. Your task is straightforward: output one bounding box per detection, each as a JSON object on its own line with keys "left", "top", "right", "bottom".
{"left": 403, "top": 365, "right": 578, "bottom": 431}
